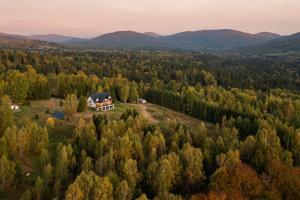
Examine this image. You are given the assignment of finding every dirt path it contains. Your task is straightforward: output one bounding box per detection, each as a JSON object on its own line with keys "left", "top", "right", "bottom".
{"left": 128, "top": 103, "right": 158, "bottom": 123}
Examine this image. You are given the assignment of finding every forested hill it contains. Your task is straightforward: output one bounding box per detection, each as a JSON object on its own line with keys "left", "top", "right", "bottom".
{"left": 237, "top": 32, "right": 300, "bottom": 54}
{"left": 0, "top": 29, "right": 283, "bottom": 52}
{"left": 82, "top": 31, "right": 170, "bottom": 50}
{"left": 159, "top": 29, "right": 280, "bottom": 50}
{"left": 66, "top": 29, "right": 281, "bottom": 50}
{"left": 28, "top": 34, "right": 74, "bottom": 43}
{"left": 0, "top": 33, "right": 58, "bottom": 49}
{"left": 3, "top": 29, "right": 300, "bottom": 54}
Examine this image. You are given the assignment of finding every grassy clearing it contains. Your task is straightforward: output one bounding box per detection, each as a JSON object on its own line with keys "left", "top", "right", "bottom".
{"left": 144, "top": 103, "right": 214, "bottom": 135}
{"left": 14, "top": 100, "right": 211, "bottom": 160}
{"left": 13, "top": 100, "right": 145, "bottom": 146}
{"left": 14, "top": 99, "right": 212, "bottom": 143}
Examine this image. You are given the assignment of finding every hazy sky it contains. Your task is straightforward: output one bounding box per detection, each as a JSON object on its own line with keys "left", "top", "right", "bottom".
{"left": 0, "top": 0, "right": 299, "bottom": 37}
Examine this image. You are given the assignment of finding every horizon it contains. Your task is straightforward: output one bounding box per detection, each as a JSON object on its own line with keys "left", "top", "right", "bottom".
{"left": 1, "top": 0, "right": 300, "bottom": 37}
{"left": 0, "top": 29, "right": 291, "bottom": 39}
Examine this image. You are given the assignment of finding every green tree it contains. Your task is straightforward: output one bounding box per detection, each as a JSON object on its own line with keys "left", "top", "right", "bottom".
{"left": 115, "top": 180, "right": 131, "bottom": 200}
{"left": 122, "top": 159, "right": 140, "bottom": 193}
{"left": 0, "top": 137, "right": 7, "bottom": 157}
{"left": 40, "top": 149, "right": 49, "bottom": 168}
{"left": 156, "top": 159, "right": 176, "bottom": 193}
{"left": 77, "top": 96, "right": 87, "bottom": 112}
{"left": 0, "top": 96, "right": 14, "bottom": 135}
{"left": 16, "top": 128, "right": 29, "bottom": 160}
{"left": 6, "top": 71, "right": 29, "bottom": 103}
{"left": 292, "top": 131, "right": 300, "bottom": 166}
{"left": 153, "top": 192, "right": 183, "bottom": 200}
{"left": 0, "top": 155, "right": 16, "bottom": 188}
{"left": 55, "top": 146, "right": 69, "bottom": 181}
{"left": 19, "top": 190, "right": 32, "bottom": 200}
{"left": 135, "top": 194, "right": 149, "bottom": 200}
{"left": 282, "top": 101, "right": 295, "bottom": 120}
{"left": 128, "top": 85, "right": 139, "bottom": 103}
{"left": 28, "top": 124, "right": 49, "bottom": 153}
{"left": 120, "top": 85, "right": 130, "bottom": 103}
{"left": 181, "top": 144, "right": 205, "bottom": 191}
{"left": 42, "top": 163, "right": 53, "bottom": 186}
{"left": 64, "top": 94, "right": 78, "bottom": 117}
{"left": 65, "top": 183, "right": 84, "bottom": 200}
{"left": 54, "top": 179, "right": 61, "bottom": 199}
{"left": 81, "top": 156, "right": 93, "bottom": 173}
{"left": 93, "top": 176, "right": 113, "bottom": 200}
{"left": 34, "top": 176, "right": 44, "bottom": 200}
{"left": 3, "top": 126, "right": 18, "bottom": 160}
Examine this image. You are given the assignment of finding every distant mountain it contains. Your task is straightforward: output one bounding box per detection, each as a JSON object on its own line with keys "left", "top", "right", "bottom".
{"left": 0, "top": 32, "right": 26, "bottom": 39}
{"left": 237, "top": 32, "right": 300, "bottom": 54}
{"left": 0, "top": 30, "right": 289, "bottom": 52}
{"left": 82, "top": 31, "right": 170, "bottom": 50}
{"left": 62, "top": 37, "right": 90, "bottom": 46}
{"left": 28, "top": 34, "right": 74, "bottom": 43}
{"left": 66, "top": 29, "right": 281, "bottom": 51}
{"left": 0, "top": 32, "right": 57, "bottom": 49}
{"left": 144, "top": 32, "right": 162, "bottom": 38}
{"left": 161, "top": 29, "right": 281, "bottom": 50}
{"left": 254, "top": 32, "right": 281, "bottom": 40}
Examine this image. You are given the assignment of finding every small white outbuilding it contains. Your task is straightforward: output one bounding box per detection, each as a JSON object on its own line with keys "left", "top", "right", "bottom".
{"left": 10, "top": 105, "right": 20, "bottom": 111}
{"left": 138, "top": 98, "right": 147, "bottom": 104}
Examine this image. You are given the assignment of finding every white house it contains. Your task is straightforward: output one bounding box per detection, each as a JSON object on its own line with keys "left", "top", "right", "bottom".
{"left": 87, "top": 92, "right": 115, "bottom": 111}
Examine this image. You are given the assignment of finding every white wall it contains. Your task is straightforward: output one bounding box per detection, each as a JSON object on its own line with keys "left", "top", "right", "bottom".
{"left": 87, "top": 97, "right": 96, "bottom": 108}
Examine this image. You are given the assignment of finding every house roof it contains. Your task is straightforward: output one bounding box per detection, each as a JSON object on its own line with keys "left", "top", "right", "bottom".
{"left": 52, "top": 111, "right": 64, "bottom": 120}
{"left": 90, "top": 92, "right": 111, "bottom": 103}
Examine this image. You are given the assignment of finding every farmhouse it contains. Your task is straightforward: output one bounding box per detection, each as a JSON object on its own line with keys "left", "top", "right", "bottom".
{"left": 87, "top": 92, "right": 115, "bottom": 111}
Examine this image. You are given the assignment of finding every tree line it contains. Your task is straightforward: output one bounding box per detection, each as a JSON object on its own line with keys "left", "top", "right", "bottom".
{"left": 0, "top": 49, "right": 299, "bottom": 91}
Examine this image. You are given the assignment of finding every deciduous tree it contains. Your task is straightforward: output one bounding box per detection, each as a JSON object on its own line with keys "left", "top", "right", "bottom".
{"left": 64, "top": 94, "right": 78, "bottom": 116}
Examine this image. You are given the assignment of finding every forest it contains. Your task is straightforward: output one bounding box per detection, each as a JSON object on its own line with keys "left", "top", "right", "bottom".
{"left": 0, "top": 49, "right": 300, "bottom": 200}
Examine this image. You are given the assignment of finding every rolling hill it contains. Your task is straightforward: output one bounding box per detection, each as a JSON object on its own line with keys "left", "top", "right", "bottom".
{"left": 2, "top": 29, "right": 297, "bottom": 53}
{"left": 62, "top": 37, "right": 90, "bottom": 46}
{"left": 28, "top": 34, "right": 74, "bottom": 43}
{"left": 144, "top": 32, "right": 162, "bottom": 38}
{"left": 237, "top": 32, "right": 300, "bottom": 54}
{"left": 67, "top": 29, "right": 281, "bottom": 51}
{"left": 160, "top": 29, "right": 281, "bottom": 50}
{"left": 0, "top": 32, "right": 56, "bottom": 49}
{"left": 81, "top": 31, "right": 170, "bottom": 50}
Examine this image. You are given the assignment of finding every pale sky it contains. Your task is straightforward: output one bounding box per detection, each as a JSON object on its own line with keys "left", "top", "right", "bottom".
{"left": 0, "top": 0, "right": 299, "bottom": 37}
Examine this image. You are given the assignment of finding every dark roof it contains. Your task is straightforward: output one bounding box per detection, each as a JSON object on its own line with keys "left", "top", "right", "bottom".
{"left": 52, "top": 111, "right": 64, "bottom": 120}
{"left": 90, "top": 92, "right": 111, "bottom": 103}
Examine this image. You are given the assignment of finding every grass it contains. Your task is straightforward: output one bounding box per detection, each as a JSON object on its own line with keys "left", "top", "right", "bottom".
{"left": 94, "top": 102, "right": 143, "bottom": 119}
{"left": 144, "top": 103, "right": 213, "bottom": 135}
